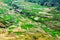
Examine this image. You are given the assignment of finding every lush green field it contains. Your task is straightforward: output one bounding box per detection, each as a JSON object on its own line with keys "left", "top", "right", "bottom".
{"left": 0, "top": 0, "right": 60, "bottom": 40}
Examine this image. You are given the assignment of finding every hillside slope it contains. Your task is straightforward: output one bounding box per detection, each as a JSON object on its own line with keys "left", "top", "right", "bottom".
{"left": 0, "top": 0, "right": 60, "bottom": 40}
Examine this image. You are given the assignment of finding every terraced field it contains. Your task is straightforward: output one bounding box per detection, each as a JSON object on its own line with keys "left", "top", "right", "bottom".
{"left": 0, "top": 0, "right": 60, "bottom": 40}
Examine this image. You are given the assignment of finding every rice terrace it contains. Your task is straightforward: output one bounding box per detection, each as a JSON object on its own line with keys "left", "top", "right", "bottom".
{"left": 0, "top": 0, "right": 60, "bottom": 40}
